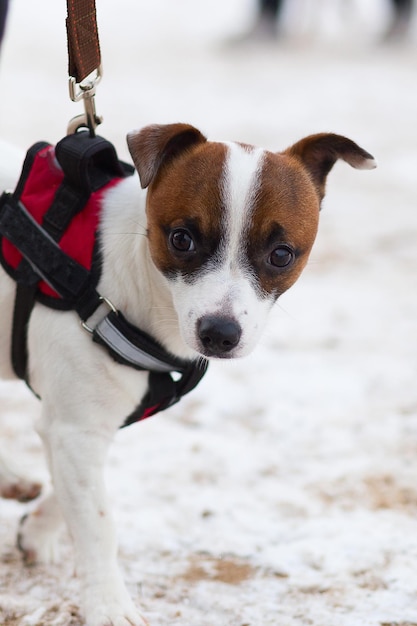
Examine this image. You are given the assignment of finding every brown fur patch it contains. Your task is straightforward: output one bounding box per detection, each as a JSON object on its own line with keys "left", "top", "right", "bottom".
{"left": 247, "top": 151, "right": 320, "bottom": 296}
{"left": 284, "top": 133, "right": 376, "bottom": 199}
{"left": 146, "top": 142, "right": 227, "bottom": 276}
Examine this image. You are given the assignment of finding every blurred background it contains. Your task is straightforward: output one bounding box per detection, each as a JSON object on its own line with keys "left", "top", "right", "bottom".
{"left": 1, "top": 0, "right": 416, "bottom": 155}
{"left": 1, "top": 1, "right": 417, "bottom": 625}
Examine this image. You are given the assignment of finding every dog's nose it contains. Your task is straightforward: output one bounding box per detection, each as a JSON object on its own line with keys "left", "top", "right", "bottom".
{"left": 197, "top": 316, "right": 242, "bottom": 356}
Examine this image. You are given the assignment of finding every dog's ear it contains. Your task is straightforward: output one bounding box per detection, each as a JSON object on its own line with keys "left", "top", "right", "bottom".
{"left": 127, "top": 123, "right": 207, "bottom": 189}
{"left": 284, "top": 133, "right": 376, "bottom": 200}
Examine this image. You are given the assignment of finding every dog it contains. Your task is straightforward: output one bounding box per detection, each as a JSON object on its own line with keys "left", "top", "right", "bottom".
{"left": 0, "top": 123, "right": 376, "bottom": 626}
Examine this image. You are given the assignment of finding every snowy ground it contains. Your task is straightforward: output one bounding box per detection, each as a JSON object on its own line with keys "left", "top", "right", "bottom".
{"left": 1, "top": 0, "right": 417, "bottom": 624}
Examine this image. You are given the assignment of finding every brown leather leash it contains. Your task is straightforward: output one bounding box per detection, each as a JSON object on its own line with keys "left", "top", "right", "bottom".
{"left": 66, "top": 0, "right": 103, "bottom": 136}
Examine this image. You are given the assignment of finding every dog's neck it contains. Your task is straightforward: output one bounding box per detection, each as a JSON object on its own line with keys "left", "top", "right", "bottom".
{"left": 98, "top": 173, "right": 196, "bottom": 361}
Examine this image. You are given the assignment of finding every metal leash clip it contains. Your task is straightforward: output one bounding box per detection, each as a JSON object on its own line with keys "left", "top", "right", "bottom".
{"left": 67, "top": 66, "right": 103, "bottom": 136}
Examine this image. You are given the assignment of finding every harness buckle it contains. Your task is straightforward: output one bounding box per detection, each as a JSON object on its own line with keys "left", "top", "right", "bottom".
{"left": 67, "top": 66, "right": 103, "bottom": 136}
{"left": 81, "top": 295, "right": 117, "bottom": 334}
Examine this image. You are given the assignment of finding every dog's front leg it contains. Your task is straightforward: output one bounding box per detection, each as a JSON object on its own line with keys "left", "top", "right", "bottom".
{"left": 35, "top": 403, "right": 148, "bottom": 626}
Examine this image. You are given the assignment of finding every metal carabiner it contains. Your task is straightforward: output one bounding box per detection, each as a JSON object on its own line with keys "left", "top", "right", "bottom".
{"left": 67, "top": 66, "right": 103, "bottom": 136}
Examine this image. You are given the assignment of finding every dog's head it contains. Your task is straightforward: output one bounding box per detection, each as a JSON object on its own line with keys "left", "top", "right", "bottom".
{"left": 127, "top": 123, "right": 375, "bottom": 359}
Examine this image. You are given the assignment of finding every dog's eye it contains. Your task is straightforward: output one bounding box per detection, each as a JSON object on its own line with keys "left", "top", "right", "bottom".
{"left": 269, "top": 245, "right": 294, "bottom": 268}
{"left": 169, "top": 229, "right": 195, "bottom": 252}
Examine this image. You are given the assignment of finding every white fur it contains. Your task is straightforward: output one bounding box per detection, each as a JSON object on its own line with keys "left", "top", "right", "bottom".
{"left": 0, "top": 140, "right": 275, "bottom": 626}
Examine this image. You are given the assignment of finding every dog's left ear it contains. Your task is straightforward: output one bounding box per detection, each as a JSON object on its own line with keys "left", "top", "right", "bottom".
{"left": 127, "top": 123, "right": 207, "bottom": 189}
{"left": 284, "top": 133, "right": 376, "bottom": 200}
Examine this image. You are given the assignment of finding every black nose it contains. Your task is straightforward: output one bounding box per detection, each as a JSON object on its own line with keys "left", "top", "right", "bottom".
{"left": 197, "top": 316, "right": 242, "bottom": 357}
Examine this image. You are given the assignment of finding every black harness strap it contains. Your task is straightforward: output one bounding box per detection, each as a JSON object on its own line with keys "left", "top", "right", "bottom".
{"left": 0, "top": 133, "right": 135, "bottom": 381}
{"left": 3, "top": 142, "right": 56, "bottom": 381}
{"left": 92, "top": 308, "right": 209, "bottom": 426}
{"left": 11, "top": 281, "right": 38, "bottom": 381}
{"left": 0, "top": 197, "right": 93, "bottom": 303}
{"left": 56, "top": 132, "right": 131, "bottom": 191}
{"left": 93, "top": 310, "right": 191, "bottom": 374}
{"left": 0, "top": 133, "right": 208, "bottom": 425}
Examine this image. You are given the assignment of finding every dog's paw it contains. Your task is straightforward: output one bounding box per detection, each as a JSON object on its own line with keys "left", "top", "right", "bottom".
{"left": 0, "top": 477, "right": 42, "bottom": 502}
{"left": 0, "top": 455, "right": 42, "bottom": 502}
{"left": 83, "top": 582, "right": 149, "bottom": 626}
{"left": 85, "top": 606, "right": 149, "bottom": 626}
{"left": 17, "top": 512, "right": 62, "bottom": 565}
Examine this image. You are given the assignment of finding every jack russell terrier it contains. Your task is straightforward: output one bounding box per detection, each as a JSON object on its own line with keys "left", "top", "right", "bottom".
{"left": 0, "top": 123, "right": 376, "bottom": 626}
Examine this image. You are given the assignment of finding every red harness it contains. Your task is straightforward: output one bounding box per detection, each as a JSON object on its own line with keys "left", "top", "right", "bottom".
{"left": 0, "top": 133, "right": 208, "bottom": 426}
{"left": 1, "top": 141, "right": 123, "bottom": 307}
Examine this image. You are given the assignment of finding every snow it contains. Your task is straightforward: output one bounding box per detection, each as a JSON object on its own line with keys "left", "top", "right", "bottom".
{"left": 1, "top": 0, "right": 417, "bottom": 624}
